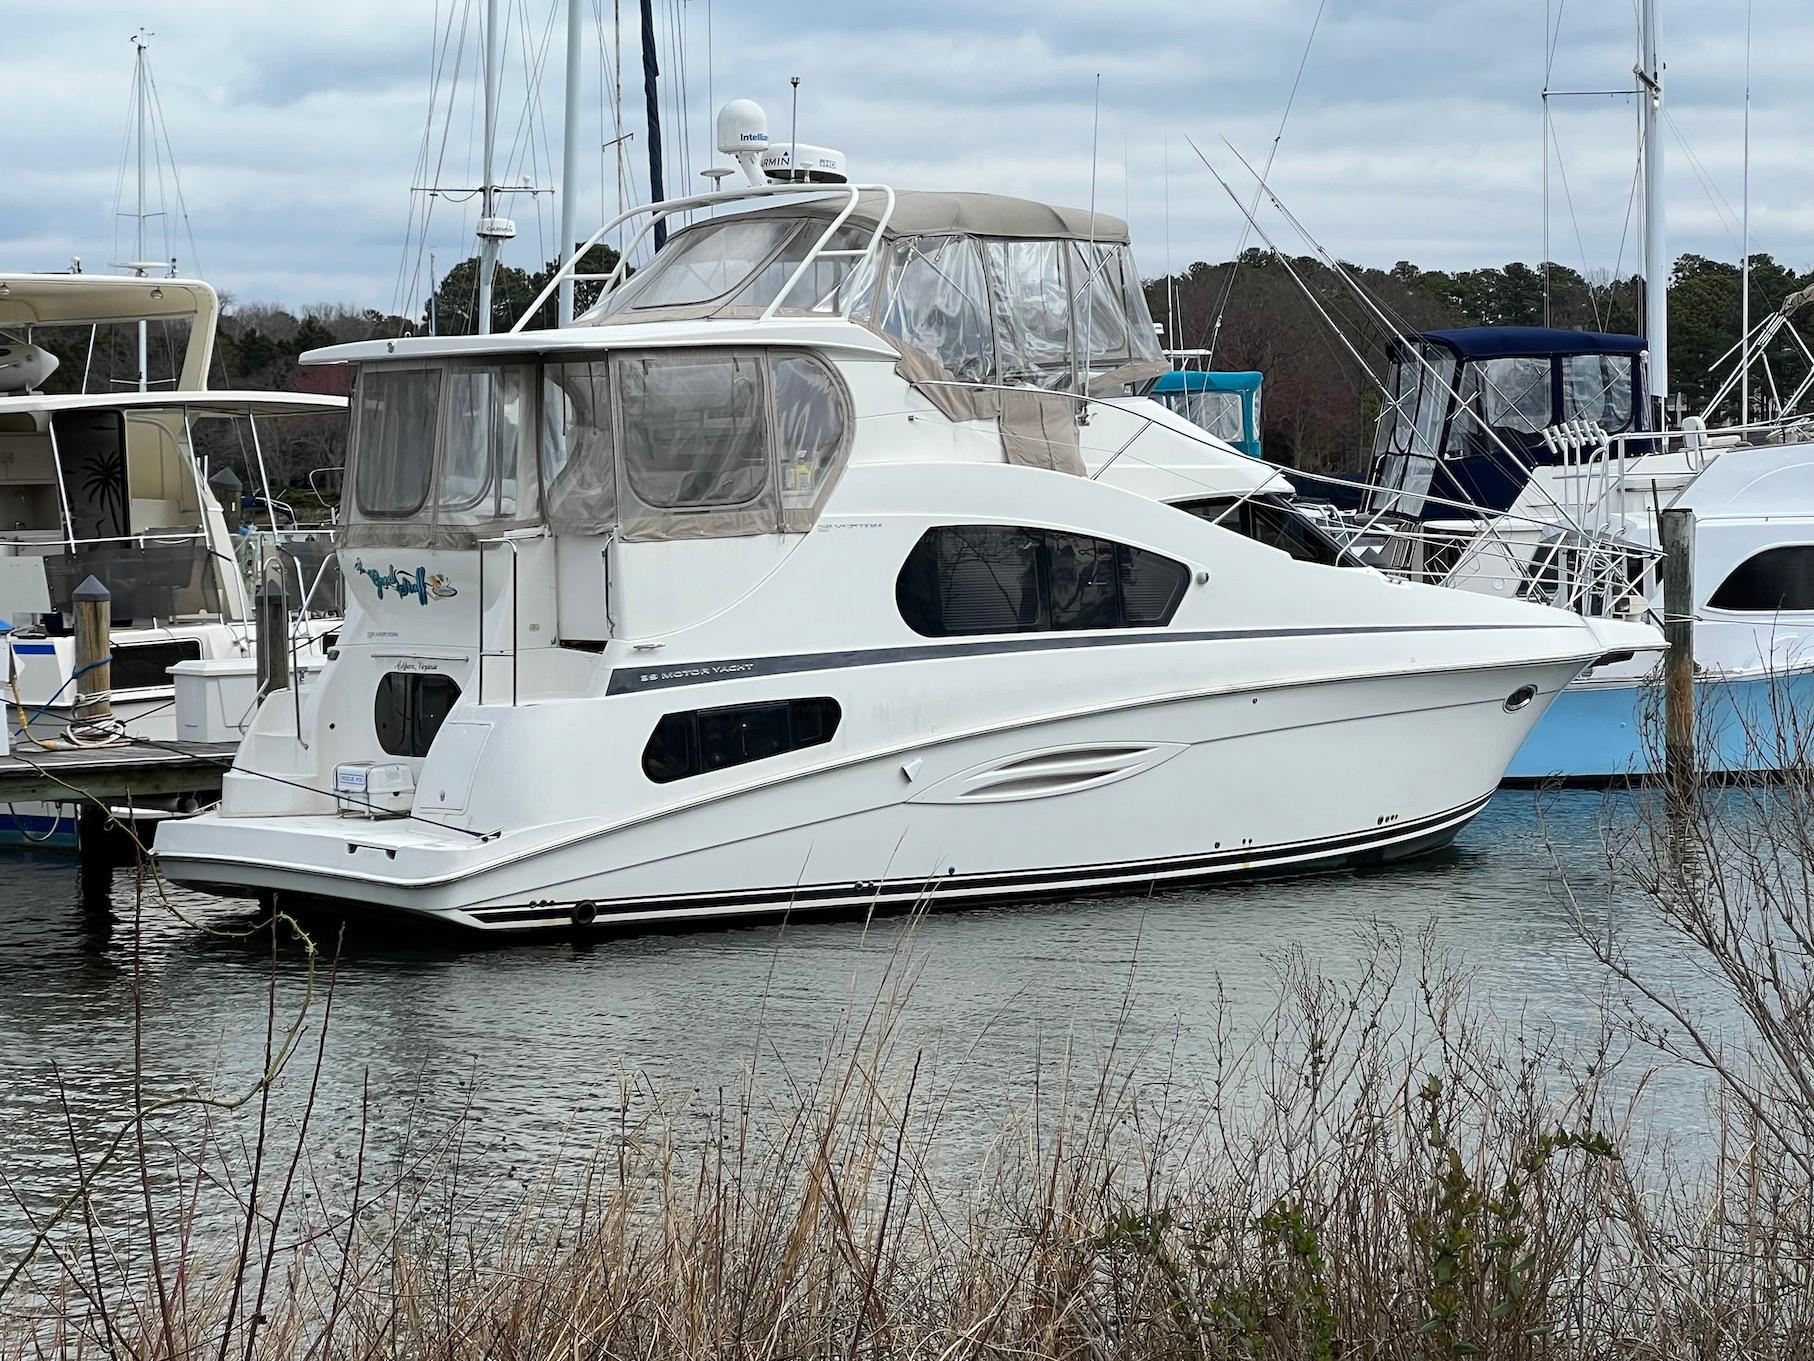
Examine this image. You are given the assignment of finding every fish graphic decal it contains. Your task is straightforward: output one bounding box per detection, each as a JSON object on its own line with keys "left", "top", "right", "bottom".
{"left": 351, "top": 559, "right": 459, "bottom": 605}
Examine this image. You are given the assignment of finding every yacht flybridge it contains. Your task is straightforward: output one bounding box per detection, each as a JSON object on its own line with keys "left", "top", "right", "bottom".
{"left": 155, "top": 116, "right": 1655, "bottom": 931}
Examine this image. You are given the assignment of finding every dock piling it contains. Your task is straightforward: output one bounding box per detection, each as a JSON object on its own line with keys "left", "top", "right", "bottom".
{"left": 1660, "top": 507, "right": 1696, "bottom": 787}
{"left": 71, "top": 576, "right": 113, "bottom": 731}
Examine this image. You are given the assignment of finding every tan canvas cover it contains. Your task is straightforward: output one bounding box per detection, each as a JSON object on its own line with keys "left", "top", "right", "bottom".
{"left": 998, "top": 388, "right": 1085, "bottom": 476}
{"left": 707, "top": 190, "right": 1134, "bottom": 244}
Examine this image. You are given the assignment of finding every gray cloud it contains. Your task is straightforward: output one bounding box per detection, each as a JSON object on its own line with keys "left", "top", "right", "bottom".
{"left": 4, "top": 0, "right": 1807, "bottom": 313}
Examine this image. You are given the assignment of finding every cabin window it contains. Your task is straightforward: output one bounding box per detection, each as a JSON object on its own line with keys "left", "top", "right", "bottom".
{"left": 1468, "top": 357, "right": 1552, "bottom": 435}
{"left": 773, "top": 355, "right": 848, "bottom": 511}
{"left": 1071, "top": 243, "right": 1133, "bottom": 373}
{"left": 618, "top": 352, "right": 769, "bottom": 509}
{"left": 541, "top": 359, "right": 617, "bottom": 531}
{"left": 877, "top": 236, "right": 993, "bottom": 384}
{"left": 1179, "top": 495, "right": 1358, "bottom": 567}
{"left": 895, "top": 525, "right": 1190, "bottom": 637}
{"left": 1119, "top": 545, "right": 1190, "bottom": 623}
{"left": 987, "top": 241, "right": 1072, "bottom": 390}
{"left": 605, "top": 217, "right": 799, "bottom": 312}
{"left": 1561, "top": 354, "right": 1633, "bottom": 432}
{"left": 641, "top": 697, "right": 841, "bottom": 783}
{"left": 1709, "top": 546, "right": 1814, "bottom": 612}
{"left": 437, "top": 363, "right": 533, "bottom": 522}
{"left": 732, "top": 225, "right": 872, "bottom": 313}
{"left": 374, "top": 672, "right": 461, "bottom": 758}
{"left": 354, "top": 366, "right": 441, "bottom": 518}
{"left": 1046, "top": 532, "right": 1121, "bottom": 629}
{"left": 1370, "top": 346, "right": 1454, "bottom": 516}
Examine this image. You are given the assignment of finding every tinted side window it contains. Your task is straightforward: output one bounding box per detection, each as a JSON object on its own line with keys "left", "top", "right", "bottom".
{"left": 642, "top": 697, "right": 841, "bottom": 784}
{"left": 1046, "top": 533, "right": 1121, "bottom": 630}
{"left": 897, "top": 526, "right": 1045, "bottom": 637}
{"left": 374, "top": 672, "right": 461, "bottom": 757}
{"left": 896, "top": 526, "right": 1190, "bottom": 636}
{"left": 1119, "top": 546, "right": 1189, "bottom": 624}
{"left": 1710, "top": 546, "right": 1814, "bottom": 612}
{"left": 1179, "top": 496, "right": 1356, "bottom": 568}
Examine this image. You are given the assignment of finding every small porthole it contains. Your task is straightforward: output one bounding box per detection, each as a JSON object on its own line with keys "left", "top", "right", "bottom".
{"left": 1503, "top": 684, "right": 1538, "bottom": 712}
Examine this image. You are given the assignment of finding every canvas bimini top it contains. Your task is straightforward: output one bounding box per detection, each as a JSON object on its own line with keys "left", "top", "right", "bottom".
{"left": 1415, "top": 327, "right": 1647, "bottom": 360}
{"left": 580, "top": 188, "right": 1164, "bottom": 406}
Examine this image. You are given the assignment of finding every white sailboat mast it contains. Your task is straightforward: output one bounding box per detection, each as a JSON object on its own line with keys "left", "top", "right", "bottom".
{"left": 134, "top": 32, "right": 150, "bottom": 392}
{"left": 475, "top": 0, "right": 502, "bottom": 336}
{"left": 557, "top": 0, "right": 584, "bottom": 325}
{"left": 1639, "top": 0, "right": 1667, "bottom": 422}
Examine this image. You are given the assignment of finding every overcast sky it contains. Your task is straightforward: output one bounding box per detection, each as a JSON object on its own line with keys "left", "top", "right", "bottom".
{"left": 6, "top": 1, "right": 1809, "bottom": 315}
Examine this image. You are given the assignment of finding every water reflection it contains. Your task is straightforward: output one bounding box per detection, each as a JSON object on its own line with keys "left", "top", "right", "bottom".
{"left": 0, "top": 790, "right": 1722, "bottom": 1249}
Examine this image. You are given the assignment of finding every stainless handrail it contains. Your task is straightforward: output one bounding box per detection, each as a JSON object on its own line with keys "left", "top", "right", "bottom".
{"left": 512, "top": 181, "right": 899, "bottom": 332}
{"left": 475, "top": 532, "right": 538, "bottom": 707}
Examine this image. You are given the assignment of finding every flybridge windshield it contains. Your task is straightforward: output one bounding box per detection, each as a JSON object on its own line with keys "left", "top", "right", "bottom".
{"left": 579, "top": 210, "right": 1164, "bottom": 395}
{"left": 345, "top": 348, "right": 850, "bottom": 546}
{"left": 587, "top": 219, "right": 874, "bottom": 317}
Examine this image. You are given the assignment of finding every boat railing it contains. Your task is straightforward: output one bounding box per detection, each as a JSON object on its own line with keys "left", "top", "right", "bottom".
{"left": 0, "top": 529, "right": 228, "bottom": 622}
{"left": 243, "top": 526, "right": 341, "bottom": 616}
{"left": 473, "top": 530, "right": 548, "bottom": 707}
{"left": 1278, "top": 462, "right": 1659, "bottom": 618}
{"left": 514, "top": 181, "right": 898, "bottom": 332}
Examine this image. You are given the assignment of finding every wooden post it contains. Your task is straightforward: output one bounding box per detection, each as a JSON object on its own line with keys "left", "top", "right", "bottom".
{"left": 71, "top": 575, "right": 112, "bottom": 729}
{"left": 1660, "top": 507, "right": 1696, "bottom": 786}
{"left": 256, "top": 578, "right": 288, "bottom": 696}
{"left": 77, "top": 801, "right": 115, "bottom": 907}
{"left": 208, "top": 465, "right": 244, "bottom": 536}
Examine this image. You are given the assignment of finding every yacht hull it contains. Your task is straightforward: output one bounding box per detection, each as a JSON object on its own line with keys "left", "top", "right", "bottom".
{"left": 158, "top": 657, "right": 1579, "bottom": 932}
{"left": 1506, "top": 661, "right": 1814, "bottom": 782}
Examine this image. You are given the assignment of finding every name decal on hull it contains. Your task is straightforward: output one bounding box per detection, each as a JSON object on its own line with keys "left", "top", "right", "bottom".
{"left": 353, "top": 559, "right": 458, "bottom": 605}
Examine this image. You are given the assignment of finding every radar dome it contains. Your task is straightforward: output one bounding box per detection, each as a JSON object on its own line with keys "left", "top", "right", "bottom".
{"left": 759, "top": 143, "right": 848, "bottom": 184}
{"left": 716, "top": 99, "right": 769, "bottom": 156}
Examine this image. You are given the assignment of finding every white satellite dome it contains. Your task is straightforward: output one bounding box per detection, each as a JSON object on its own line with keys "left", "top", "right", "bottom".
{"left": 715, "top": 99, "right": 770, "bottom": 156}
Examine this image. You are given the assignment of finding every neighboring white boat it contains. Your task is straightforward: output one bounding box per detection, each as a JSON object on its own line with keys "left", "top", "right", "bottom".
{"left": 153, "top": 124, "right": 1655, "bottom": 931}
{"left": 0, "top": 272, "right": 344, "bottom": 845}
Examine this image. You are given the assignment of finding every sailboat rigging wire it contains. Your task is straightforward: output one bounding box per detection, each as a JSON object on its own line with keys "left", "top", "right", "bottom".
{"left": 1545, "top": 122, "right": 1605, "bottom": 330}
{"left": 1201, "top": 0, "right": 1327, "bottom": 363}
{"left": 1662, "top": 109, "right": 1742, "bottom": 247}
{"left": 108, "top": 53, "right": 137, "bottom": 272}
{"left": 395, "top": 0, "right": 473, "bottom": 322}
{"left": 142, "top": 63, "right": 200, "bottom": 276}
{"left": 1201, "top": 135, "right": 1602, "bottom": 545}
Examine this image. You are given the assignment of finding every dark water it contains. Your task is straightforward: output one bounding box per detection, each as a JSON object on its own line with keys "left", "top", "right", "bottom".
{"left": 0, "top": 789, "right": 1722, "bottom": 1249}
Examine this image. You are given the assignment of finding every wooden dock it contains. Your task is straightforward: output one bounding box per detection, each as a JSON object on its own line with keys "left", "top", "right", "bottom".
{"left": 0, "top": 740, "right": 235, "bottom": 803}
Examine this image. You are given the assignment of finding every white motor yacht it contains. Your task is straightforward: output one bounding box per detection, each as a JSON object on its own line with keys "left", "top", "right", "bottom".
{"left": 154, "top": 140, "right": 1656, "bottom": 931}
{"left": 0, "top": 273, "right": 344, "bottom": 845}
